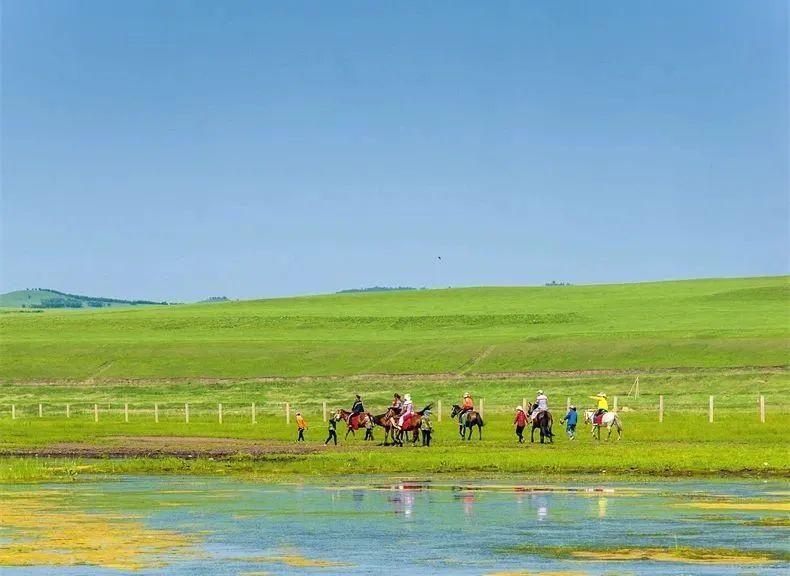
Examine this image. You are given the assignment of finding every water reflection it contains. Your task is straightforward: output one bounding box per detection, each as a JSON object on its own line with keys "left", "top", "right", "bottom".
{"left": 2, "top": 478, "right": 788, "bottom": 576}
{"left": 598, "top": 497, "right": 608, "bottom": 518}
{"left": 531, "top": 494, "right": 549, "bottom": 521}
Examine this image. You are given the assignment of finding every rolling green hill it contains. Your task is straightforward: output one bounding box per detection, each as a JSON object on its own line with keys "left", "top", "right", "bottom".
{"left": 0, "top": 289, "right": 168, "bottom": 309}
{"left": 0, "top": 276, "right": 787, "bottom": 382}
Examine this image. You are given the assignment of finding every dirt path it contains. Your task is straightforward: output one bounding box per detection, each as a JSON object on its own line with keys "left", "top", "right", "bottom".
{"left": 1, "top": 436, "right": 336, "bottom": 458}
{"left": 456, "top": 345, "right": 496, "bottom": 376}
{"left": 13, "top": 365, "right": 788, "bottom": 386}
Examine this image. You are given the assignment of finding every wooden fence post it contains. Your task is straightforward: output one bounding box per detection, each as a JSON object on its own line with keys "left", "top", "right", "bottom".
{"left": 11, "top": 405, "right": 15, "bottom": 420}
{"left": 38, "top": 403, "right": 43, "bottom": 417}
{"left": 479, "top": 398, "right": 484, "bottom": 418}
{"left": 437, "top": 400, "right": 442, "bottom": 422}
{"left": 613, "top": 396, "right": 618, "bottom": 412}
{"left": 218, "top": 403, "right": 223, "bottom": 424}
{"left": 759, "top": 395, "right": 765, "bottom": 423}
{"left": 322, "top": 401, "right": 327, "bottom": 422}
{"left": 251, "top": 402, "right": 256, "bottom": 424}
{"left": 708, "top": 395, "right": 714, "bottom": 423}
{"left": 566, "top": 397, "right": 571, "bottom": 413}
{"left": 94, "top": 404, "right": 99, "bottom": 422}
{"left": 523, "top": 397, "right": 527, "bottom": 411}
{"left": 659, "top": 395, "right": 664, "bottom": 423}
{"left": 285, "top": 402, "right": 291, "bottom": 425}
{"left": 124, "top": 403, "right": 129, "bottom": 423}
{"left": 185, "top": 403, "right": 190, "bottom": 423}
{"left": 66, "top": 404, "right": 70, "bottom": 418}
{"left": 154, "top": 403, "right": 159, "bottom": 423}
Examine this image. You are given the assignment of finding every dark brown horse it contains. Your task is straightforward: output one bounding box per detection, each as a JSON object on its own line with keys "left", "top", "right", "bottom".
{"left": 392, "top": 404, "right": 432, "bottom": 447}
{"left": 450, "top": 404, "right": 484, "bottom": 440}
{"left": 337, "top": 409, "right": 372, "bottom": 439}
{"left": 371, "top": 406, "right": 400, "bottom": 446}
{"left": 525, "top": 402, "right": 554, "bottom": 443}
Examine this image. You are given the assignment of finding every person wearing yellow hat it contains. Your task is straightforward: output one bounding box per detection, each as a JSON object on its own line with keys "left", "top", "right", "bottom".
{"left": 589, "top": 392, "right": 608, "bottom": 421}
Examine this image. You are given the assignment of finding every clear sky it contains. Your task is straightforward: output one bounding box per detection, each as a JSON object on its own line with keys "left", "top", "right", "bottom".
{"left": 2, "top": 1, "right": 788, "bottom": 302}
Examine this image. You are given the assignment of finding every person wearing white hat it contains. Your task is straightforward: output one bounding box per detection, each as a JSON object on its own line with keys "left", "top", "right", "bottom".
{"left": 514, "top": 406, "right": 527, "bottom": 443}
{"left": 530, "top": 389, "right": 549, "bottom": 421}
{"left": 396, "top": 393, "right": 414, "bottom": 430}
{"left": 458, "top": 392, "right": 475, "bottom": 424}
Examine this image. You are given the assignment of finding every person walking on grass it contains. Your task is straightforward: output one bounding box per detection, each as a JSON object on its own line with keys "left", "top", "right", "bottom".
{"left": 561, "top": 405, "right": 578, "bottom": 440}
{"left": 325, "top": 413, "right": 339, "bottom": 446}
{"left": 296, "top": 411, "right": 307, "bottom": 441}
{"left": 364, "top": 414, "right": 374, "bottom": 441}
{"left": 514, "top": 405, "right": 527, "bottom": 443}
{"left": 420, "top": 409, "right": 434, "bottom": 446}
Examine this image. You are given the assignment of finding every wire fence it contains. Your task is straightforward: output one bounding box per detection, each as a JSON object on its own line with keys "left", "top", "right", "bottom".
{"left": 1, "top": 394, "right": 776, "bottom": 424}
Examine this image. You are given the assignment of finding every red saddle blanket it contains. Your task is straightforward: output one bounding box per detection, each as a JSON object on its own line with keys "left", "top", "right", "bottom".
{"left": 594, "top": 414, "right": 604, "bottom": 425}
{"left": 349, "top": 414, "right": 361, "bottom": 430}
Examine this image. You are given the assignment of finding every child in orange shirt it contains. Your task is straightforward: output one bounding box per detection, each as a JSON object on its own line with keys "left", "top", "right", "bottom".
{"left": 296, "top": 411, "right": 307, "bottom": 441}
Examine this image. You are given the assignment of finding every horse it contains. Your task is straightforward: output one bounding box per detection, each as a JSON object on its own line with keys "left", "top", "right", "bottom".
{"left": 450, "top": 404, "right": 484, "bottom": 440}
{"left": 583, "top": 409, "right": 623, "bottom": 441}
{"left": 525, "top": 402, "right": 554, "bottom": 444}
{"left": 370, "top": 406, "right": 400, "bottom": 446}
{"left": 336, "top": 409, "right": 372, "bottom": 440}
{"left": 392, "top": 404, "right": 432, "bottom": 447}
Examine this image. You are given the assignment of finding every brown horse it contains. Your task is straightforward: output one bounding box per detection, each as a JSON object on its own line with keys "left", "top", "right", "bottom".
{"left": 525, "top": 402, "right": 554, "bottom": 444}
{"left": 450, "top": 404, "right": 484, "bottom": 440}
{"left": 370, "top": 406, "right": 400, "bottom": 446}
{"left": 337, "top": 409, "right": 372, "bottom": 439}
{"left": 392, "top": 404, "right": 432, "bottom": 447}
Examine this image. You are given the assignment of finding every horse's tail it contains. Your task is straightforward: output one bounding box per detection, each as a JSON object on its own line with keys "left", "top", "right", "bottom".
{"left": 417, "top": 404, "right": 433, "bottom": 415}
{"left": 545, "top": 413, "right": 554, "bottom": 436}
{"left": 477, "top": 413, "right": 485, "bottom": 427}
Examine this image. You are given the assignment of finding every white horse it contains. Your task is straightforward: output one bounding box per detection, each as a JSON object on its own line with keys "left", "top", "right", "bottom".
{"left": 583, "top": 409, "right": 622, "bottom": 441}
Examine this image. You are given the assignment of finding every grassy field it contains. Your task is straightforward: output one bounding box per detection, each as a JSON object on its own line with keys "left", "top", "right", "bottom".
{"left": 1, "top": 276, "right": 787, "bottom": 482}
{"left": 1, "top": 276, "right": 787, "bottom": 381}
{"left": 0, "top": 372, "right": 786, "bottom": 481}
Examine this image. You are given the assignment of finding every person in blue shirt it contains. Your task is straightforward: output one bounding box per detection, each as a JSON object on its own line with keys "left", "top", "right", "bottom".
{"left": 560, "top": 405, "right": 578, "bottom": 440}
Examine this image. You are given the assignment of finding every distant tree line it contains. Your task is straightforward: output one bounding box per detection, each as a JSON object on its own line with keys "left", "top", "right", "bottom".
{"left": 544, "top": 281, "right": 573, "bottom": 287}
{"left": 23, "top": 288, "right": 170, "bottom": 308}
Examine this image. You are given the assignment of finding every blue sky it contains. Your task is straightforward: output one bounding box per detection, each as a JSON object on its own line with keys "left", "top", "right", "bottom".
{"left": 2, "top": 0, "right": 787, "bottom": 301}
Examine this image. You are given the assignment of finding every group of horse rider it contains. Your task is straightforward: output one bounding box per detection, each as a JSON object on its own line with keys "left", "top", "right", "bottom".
{"left": 347, "top": 390, "right": 610, "bottom": 427}
{"left": 512, "top": 390, "right": 607, "bottom": 419}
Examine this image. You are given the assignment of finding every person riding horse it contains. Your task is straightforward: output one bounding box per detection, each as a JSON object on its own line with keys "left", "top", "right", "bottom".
{"left": 590, "top": 392, "right": 608, "bottom": 422}
{"left": 459, "top": 393, "right": 474, "bottom": 424}
{"left": 395, "top": 394, "right": 414, "bottom": 431}
{"left": 530, "top": 390, "right": 548, "bottom": 422}
{"left": 349, "top": 394, "right": 365, "bottom": 428}
{"left": 387, "top": 393, "right": 403, "bottom": 429}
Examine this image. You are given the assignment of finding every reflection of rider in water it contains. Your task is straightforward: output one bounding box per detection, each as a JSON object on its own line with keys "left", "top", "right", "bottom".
{"left": 396, "top": 394, "right": 414, "bottom": 430}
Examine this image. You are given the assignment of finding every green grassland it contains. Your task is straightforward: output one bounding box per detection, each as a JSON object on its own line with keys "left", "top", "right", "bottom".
{"left": 0, "top": 276, "right": 787, "bottom": 482}
{"left": 0, "top": 372, "right": 786, "bottom": 481}
{"left": 1, "top": 276, "right": 788, "bottom": 381}
{"left": 0, "top": 411, "right": 785, "bottom": 483}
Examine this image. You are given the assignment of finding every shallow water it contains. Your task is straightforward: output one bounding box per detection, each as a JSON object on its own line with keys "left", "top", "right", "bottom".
{"left": 1, "top": 476, "right": 788, "bottom": 575}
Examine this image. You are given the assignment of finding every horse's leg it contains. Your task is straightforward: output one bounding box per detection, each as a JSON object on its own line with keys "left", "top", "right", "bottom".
{"left": 478, "top": 423, "right": 482, "bottom": 440}
{"left": 466, "top": 426, "right": 472, "bottom": 441}
{"left": 530, "top": 425, "right": 536, "bottom": 443}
